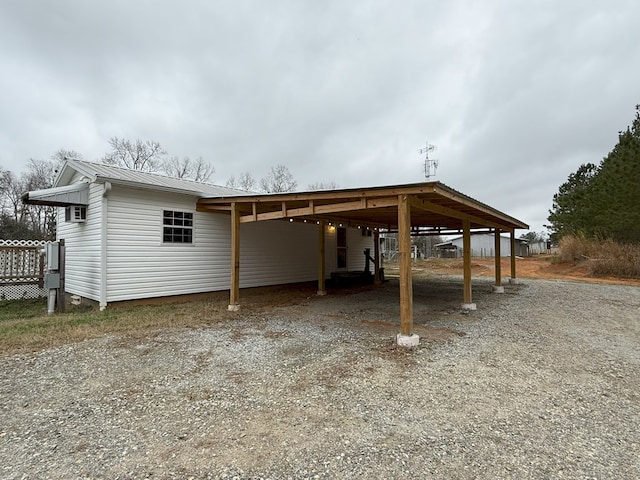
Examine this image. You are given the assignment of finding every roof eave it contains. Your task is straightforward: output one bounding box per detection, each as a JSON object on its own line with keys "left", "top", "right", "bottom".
{"left": 22, "top": 181, "right": 90, "bottom": 207}
{"left": 94, "top": 176, "right": 210, "bottom": 197}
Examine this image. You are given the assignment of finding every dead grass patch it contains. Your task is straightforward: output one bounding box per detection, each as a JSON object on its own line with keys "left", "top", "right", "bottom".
{"left": 558, "top": 235, "right": 640, "bottom": 278}
{"left": 0, "top": 283, "right": 317, "bottom": 356}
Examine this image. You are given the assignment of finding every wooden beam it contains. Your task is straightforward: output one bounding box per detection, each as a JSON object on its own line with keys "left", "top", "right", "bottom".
{"left": 317, "top": 221, "right": 326, "bottom": 295}
{"left": 463, "top": 218, "right": 472, "bottom": 305}
{"left": 510, "top": 230, "right": 517, "bottom": 281}
{"left": 196, "top": 204, "right": 232, "bottom": 213}
{"left": 239, "top": 196, "right": 399, "bottom": 223}
{"left": 398, "top": 194, "right": 413, "bottom": 336}
{"left": 494, "top": 229, "right": 502, "bottom": 287}
{"left": 229, "top": 202, "right": 240, "bottom": 310}
{"left": 196, "top": 182, "right": 528, "bottom": 230}
{"left": 196, "top": 184, "right": 437, "bottom": 205}
{"left": 433, "top": 184, "right": 529, "bottom": 229}
{"left": 407, "top": 195, "right": 512, "bottom": 231}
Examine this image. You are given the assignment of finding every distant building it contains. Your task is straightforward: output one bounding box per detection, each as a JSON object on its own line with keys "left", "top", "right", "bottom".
{"left": 434, "top": 233, "right": 530, "bottom": 258}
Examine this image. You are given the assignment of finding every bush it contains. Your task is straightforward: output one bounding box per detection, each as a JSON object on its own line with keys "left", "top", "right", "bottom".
{"left": 559, "top": 235, "right": 640, "bottom": 278}
{"left": 558, "top": 234, "right": 600, "bottom": 261}
{"left": 590, "top": 240, "right": 640, "bottom": 278}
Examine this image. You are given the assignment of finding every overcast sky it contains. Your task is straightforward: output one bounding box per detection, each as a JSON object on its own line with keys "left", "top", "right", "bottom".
{"left": 1, "top": 1, "right": 639, "bottom": 234}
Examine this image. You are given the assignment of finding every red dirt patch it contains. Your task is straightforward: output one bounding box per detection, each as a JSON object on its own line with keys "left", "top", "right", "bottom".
{"left": 400, "top": 256, "right": 640, "bottom": 287}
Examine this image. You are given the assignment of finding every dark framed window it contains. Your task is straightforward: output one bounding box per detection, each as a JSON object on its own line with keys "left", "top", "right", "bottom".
{"left": 337, "top": 227, "right": 347, "bottom": 269}
{"left": 163, "top": 210, "right": 193, "bottom": 243}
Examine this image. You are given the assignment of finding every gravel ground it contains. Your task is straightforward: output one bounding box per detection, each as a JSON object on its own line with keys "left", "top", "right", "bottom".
{"left": 1, "top": 276, "right": 639, "bottom": 479}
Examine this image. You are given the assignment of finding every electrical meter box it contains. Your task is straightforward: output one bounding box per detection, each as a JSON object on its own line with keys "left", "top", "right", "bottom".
{"left": 44, "top": 272, "right": 60, "bottom": 289}
{"left": 46, "top": 242, "right": 59, "bottom": 270}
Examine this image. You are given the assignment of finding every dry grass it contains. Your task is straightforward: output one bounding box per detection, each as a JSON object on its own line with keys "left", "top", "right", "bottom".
{"left": 0, "top": 298, "right": 227, "bottom": 356}
{"left": 0, "top": 282, "right": 326, "bottom": 356}
{"left": 558, "top": 235, "right": 640, "bottom": 278}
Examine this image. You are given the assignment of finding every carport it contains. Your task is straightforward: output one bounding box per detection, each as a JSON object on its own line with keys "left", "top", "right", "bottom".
{"left": 197, "top": 181, "right": 528, "bottom": 347}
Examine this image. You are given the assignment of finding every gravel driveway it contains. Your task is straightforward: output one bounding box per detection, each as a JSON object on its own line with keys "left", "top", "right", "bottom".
{"left": 1, "top": 276, "right": 639, "bottom": 479}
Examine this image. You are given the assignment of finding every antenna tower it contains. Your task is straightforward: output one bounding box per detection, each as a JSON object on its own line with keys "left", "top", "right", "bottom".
{"left": 417, "top": 141, "right": 438, "bottom": 179}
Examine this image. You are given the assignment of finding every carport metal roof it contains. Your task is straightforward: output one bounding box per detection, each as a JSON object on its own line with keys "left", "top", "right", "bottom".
{"left": 196, "top": 181, "right": 528, "bottom": 231}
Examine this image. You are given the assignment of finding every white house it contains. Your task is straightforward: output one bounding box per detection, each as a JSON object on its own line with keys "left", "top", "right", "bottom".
{"left": 24, "top": 159, "right": 529, "bottom": 346}
{"left": 435, "top": 233, "right": 529, "bottom": 257}
{"left": 24, "top": 160, "right": 374, "bottom": 309}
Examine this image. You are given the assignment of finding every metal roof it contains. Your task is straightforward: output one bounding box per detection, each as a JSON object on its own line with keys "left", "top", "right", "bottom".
{"left": 28, "top": 159, "right": 527, "bottom": 232}
{"left": 56, "top": 159, "right": 248, "bottom": 197}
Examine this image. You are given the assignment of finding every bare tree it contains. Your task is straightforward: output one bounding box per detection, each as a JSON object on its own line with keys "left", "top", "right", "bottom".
{"left": 308, "top": 181, "right": 338, "bottom": 190}
{"left": 225, "top": 176, "right": 237, "bottom": 189}
{"left": 227, "top": 172, "right": 258, "bottom": 191}
{"left": 238, "top": 172, "right": 257, "bottom": 191}
{"left": 0, "top": 166, "right": 7, "bottom": 203}
{"left": 259, "top": 165, "right": 297, "bottom": 193}
{"left": 102, "top": 137, "right": 166, "bottom": 172}
{"left": 24, "top": 159, "right": 56, "bottom": 191}
{"left": 2, "top": 170, "right": 26, "bottom": 223}
{"left": 163, "top": 156, "right": 215, "bottom": 182}
{"left": 1, "top": 158, "right": 64, "bottom": 240}
{"left": 51, "top": 148, "right": 83, "bottom": 176}
{"left": 413, "top": 234, "right": 444, "bottom": 258}
{"left": 23, "top": 159, "right": 57, "bottom": 239}
{"left": 52, "top": 148, "right": 83, "bottom": 163}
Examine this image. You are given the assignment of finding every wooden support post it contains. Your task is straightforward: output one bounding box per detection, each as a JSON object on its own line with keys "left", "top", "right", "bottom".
{"left": 229, "top": 203, "right": 241, "bottom": 311}
{"left": 373, "top": 229, "right": 381, "bottom": 285}
{"left": 462, "top": 218, "right": 476, "bottom": 309}
{"left": 398, "top": 195, "right": 414, "bottom": 337}
{"left": 317, "top": 221, "right": 326, "bottom": 295}
{"left": 493, "top": 229, "right": 504, "bottom": 293}
{"left": 509, "top": 229, "right": 518, "bottom": 284}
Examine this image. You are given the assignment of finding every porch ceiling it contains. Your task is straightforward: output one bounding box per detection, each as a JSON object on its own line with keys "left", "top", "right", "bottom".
{"left": 197, "top": 181, "right": 529, "bottom": 232}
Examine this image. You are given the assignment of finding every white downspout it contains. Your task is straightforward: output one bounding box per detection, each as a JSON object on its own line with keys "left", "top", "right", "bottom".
{"left": 99, "top": 182, "right": 111, "bottom": 310}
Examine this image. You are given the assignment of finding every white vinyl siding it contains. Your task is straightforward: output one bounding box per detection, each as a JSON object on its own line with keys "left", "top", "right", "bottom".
{"left": 239, "top": 221, "right": 321, "bottom": 288}
{"left": 56, "top": 181, "right": 103, "bottom": 301}
{"left": 104, "top": 186, "right": 374, "bottom": 303}
{"left": 105, "top": 186, "right": 230, "bottom": 302}
{"left": 59, "top": 181, "right": 376, "bottom": 304}
{"left": 346, "top": 228, "right": 374, "bottom": 271}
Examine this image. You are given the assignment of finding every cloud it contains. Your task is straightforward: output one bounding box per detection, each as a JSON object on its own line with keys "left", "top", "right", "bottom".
{"left": 1, "top": 0, "right": 639, "bottom": 233}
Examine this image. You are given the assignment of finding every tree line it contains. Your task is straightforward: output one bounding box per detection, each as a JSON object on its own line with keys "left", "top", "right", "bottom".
{"left": 547, "top": 105, "right": 640, "bottom": 244}
{"left": 1, "top": 137, "right": 338, "bottom": 240}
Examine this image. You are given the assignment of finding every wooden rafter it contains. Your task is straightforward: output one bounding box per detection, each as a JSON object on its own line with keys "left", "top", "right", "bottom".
{"left": 196, "top": 181, "right": 528, "bottom": 231}
{"left": 236, "top": 196, "right": 399, "bottom": 223}
{"left": 406, "top": 195, "right": 512, "bottom": 231}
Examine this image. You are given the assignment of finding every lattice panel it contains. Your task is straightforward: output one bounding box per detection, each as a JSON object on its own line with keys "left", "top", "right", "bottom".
{"left": 0, "top": 239, "right": 48, "bottom": 301}
{"left": 0, "top": 283, "right": 47, "bottom": 301}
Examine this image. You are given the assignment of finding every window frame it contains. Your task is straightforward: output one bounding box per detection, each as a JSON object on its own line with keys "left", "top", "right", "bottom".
{"left": 162, "top": 209, "right": 194, "bottom": 244}
{"left": 336, "top": 226, "right": 347, "bottom": 269}
{"left": 64, "top": 205, "right": 87, "bottom": 223}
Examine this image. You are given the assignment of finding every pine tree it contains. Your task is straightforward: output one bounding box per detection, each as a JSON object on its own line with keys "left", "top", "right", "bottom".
{"left": 546, "top": 163, "right": 598, "bottom": 240}
{"left": 547, "top": 105, "right": 640, "bottom": 244}
{"left": 590, "top": 105, "right": 640, "bottom": 242}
